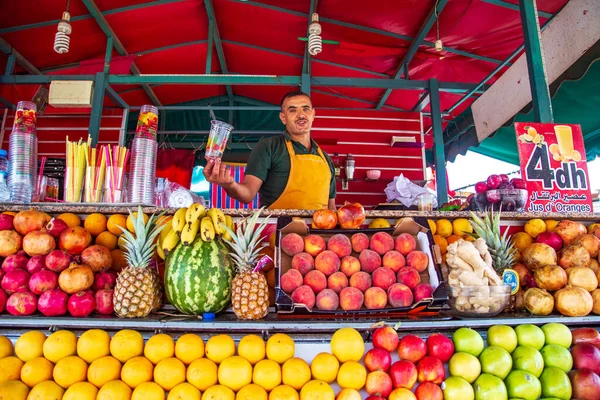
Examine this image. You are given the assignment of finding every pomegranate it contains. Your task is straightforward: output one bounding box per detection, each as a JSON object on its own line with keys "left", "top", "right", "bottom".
{"left": 12, "top": 209, "right": 50, "bottom": 236}
{"left": 1, "top": 269, "right": 31, "bottom": 294}
{"left": 37, "top": 288, "right": 68, "bottom": 317}
{"left": 0, "top": 214, "right": 14, "bottom": 231}
{"left": 58, "top": 226, "right": 92, "bottom": 255}
{"left": 68, "top": 290, "right": 96, "bottom": 317}
{"left": 6, "top": 291, "right": 37, "bottom": 315}
{"left": 92, "top": 271, "right": 118, "bottom": 291}
{"left": 535, "top": 231, "right": 563, "bottom": 251}
{"left": 523, "top": 243, "right": 557, "bottom": 270}
{"left": 534, "top": 264, "right": 567, "bottom": 291}
{"left": 80, "top": 245, "right": 113, "bottom": 273}
{"left": 58, "top": 263, "right": 94, "bottom": 294}
{"left": 559, "top": 244, "right": 591, "bottom": 269}
{"left": 575, "top": 234, "right": 600, "bottom": 258}
{"left": 44, "top": 217, "right": 68, "bottom": 238}
{"left": 45, "top": 250, "right": 71, "bottom": 273}
{"left": 0, "top": 289, "right": 6, "bottom": 313}
{"left": 565, "top": 267, "right": 598, "bottom": 292}
{"left": 554, "top": 286, "right": 593, "bottom": 316}
{"left": 2, "top": 252, "right": 29, "bottom": 272}
{"left": 555, "top": 220, "right": 586, "bottom": 245}
{"left": 28, "top": 269, "right": 58, "bottom": 295}
{"left": 26, "top": 255, "right": 46, "bottom": 274}
{"left": 22, "top": 231, "right": 56, "bottom": 257}
{"left": 0, "top": 230, "right": 23, "bottom": 257}
{"left": 95, "top": 289, "right": 114, "bottom": 315}
{"left": 523, "top": 288, "right": 554, "bottom": 315}
{"left": 572, "top": 343, "right": 600, "bottom": 375}
{"left": 312, "top": 209, "right": 338, "bottom": 230}
{"left": 337, "top": 202, "right": 366, "bottom": 229}
{"left": 513, "top": 263, "right": 533, "bottom": 288}
{"left": 570, "top": 369, "right": 600, "bottom": 400}
{"left": 572, "top": 327, "right": 600, "bottom": 348}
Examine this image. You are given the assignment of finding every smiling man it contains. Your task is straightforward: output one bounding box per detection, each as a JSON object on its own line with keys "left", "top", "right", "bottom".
{"left": 203, "top": 91, "right": 336, "bottom": 210}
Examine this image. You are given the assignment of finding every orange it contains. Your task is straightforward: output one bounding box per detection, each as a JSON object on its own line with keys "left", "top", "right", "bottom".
{"left": 77, "top": 329, "right": 111, "bottom": 363}
{"left": 202, "top": 385, "right": 235, "bottom": 400}
{"left": 62, "top": 382, "right": 98, "bottom": 400}
{"left": 452, "top": 218, "right": 473, "bottom": 236}
{"left": 126, "top": 212, "right": 149, "bottom": 233}
{"left": 336, "top": 361, "right": 366, "bottom": 390}
{"left": 266, "top": 333, "right": 295, "bottom": 364}
{"left": 84, "top": 213, "right": 108, "bottom": 236}
{"left": 97, "top": 380, "right": 132, "bottom": 400}
{"left": 330, "top": 328, "right": 364, "bottom": 363}
{"left": 310, "top": 353, "right": 339, "bottom": 384}
{"left": 167, "top": 382, "right": 201, "bottom": 400}
{"left": 145, "top": 334, "right": 175, "bottom": 365}
{"left": 446, "top": 234, "right": 462, "bottom": 245}
{"left": 269, "top": 385, "right": 300, "bottom": 400}
{"left": 299, "top": 380, "right": 334, "bottom": 400}
{"left": 20, "top": 357, "right": 53, "bottom": 387}
{"left": 175, "top": 334, "right": 204, "bottom": 364}
{"left": 131, "top": 382, "right": 165, "bottom": 400}
{"left": 0, "top": 380, "right": 29, "bottom": 400}
{"left": 237, "top": 383, "right": 268, "bottom": 400}
{"left": 512, "top": 232, "right": 534, "bottom": 253}
{"left": 110, "top": 330, "right": 144, "bottom": 363}
{"left": 43, "top": 330, "right": 77, "bottom": 363}
{"left": 1, "top": 211, "right": 17, "bottom": 216}
{"left": 0, "top": 336, "right": 13, "bottom": 359}
{"left": 88, "top": 356, "right": 122, "bottom": 388}
{"left": 217, "top": 356, "right": 252, "bottom": 391}
{"left": 335, "top": 388, "right": 361, "bottom": 400}
{"left": 0, "top": 357, "right": 23, "bottom": 383}
{"left": 205, "top": 334, "right": 236, "bottom": 364}
{"left": 111, "top": 249, "right": 127, "bottom": 271}
{"left": 121, "top": 356, "right": 153, "bottom": 389}
{"left": 53, "top": 355, "right": 88, "bottom": 389}
{"left": 14, "top": 331, "right": 46, "bottom": 362}
{"left": 107, "top": 214, "right": 128, "bottom": 235}
{"left": 253, "top": 359, "right": 281, "bottom": 391}
{"left": 27, "top": 380, "right": 64, "bottom": 400}
{"left": 282, "top": 358, "right": 311, "bottom": 390}
{"left": 433, "top": 235, "right": 448, "bottom": 255}
{"left": 154, "top": 357, "right": 186, "bottom": 391}
{"left": 187, "top": 358, "right": 218, "bottom": 391}
{"left": 58, "top": 213, "right": 81, "bottom": 227}
{"left": 238, "top": 334, "right": 266, "bottom": 365}
{"left": 95, "top": 231, "right": 118, "bottom": 250}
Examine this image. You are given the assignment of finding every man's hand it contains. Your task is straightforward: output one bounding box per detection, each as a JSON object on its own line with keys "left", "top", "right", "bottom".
{"left": 203, "top": 159, "right": 234, "bottom": 186}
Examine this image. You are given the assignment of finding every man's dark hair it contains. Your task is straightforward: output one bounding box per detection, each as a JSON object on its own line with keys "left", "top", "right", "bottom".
{"left": 280, "top": 91, "right": 312, "bottom": 111}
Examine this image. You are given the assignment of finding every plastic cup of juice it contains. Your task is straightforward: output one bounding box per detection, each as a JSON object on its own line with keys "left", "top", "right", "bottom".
{"left": 554, "top": 125, "right": 574, "bottom": 158}
{"left": 205, "top": 120, "right": 234, "bottom": 161}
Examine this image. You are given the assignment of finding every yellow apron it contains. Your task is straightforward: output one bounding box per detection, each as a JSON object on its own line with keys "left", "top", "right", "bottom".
{"left": 268, "top": 139, "right": 331, "bottom": 210}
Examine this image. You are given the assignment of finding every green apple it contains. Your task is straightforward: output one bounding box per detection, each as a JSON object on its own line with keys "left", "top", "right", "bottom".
{"left": 473, "top": 373, "right": 507, "bottom": 400}
{"left": 449, "top": 352, "right": 481, "bottom": 383}
{"left": 505, "top": 370, "right": 542, "bottom": 400}
{"left": 453, "top": 327, "right": 484, "bottom": 357}
{"left": 511, "top": 346, "right": 544, "bottom": 378}
{"left": 487, "top": 325, "right": 518, "bottom": 353}
{"left": 479, "top": 346, "right": 513, "bottom": 380}
{"left": 539, "top": 367, "right": 572, "bottom": 400}
{"left": 541, "top": 323, "right": 572, "bottom": 349}
{"left": 540, "top": 344, "right": 573, "bottom": 373}
{"left": 442, "top": 376, "right": 475, "bottom": 400}
{"left": 515, "top": 324, "right": 545, "bottom": 350}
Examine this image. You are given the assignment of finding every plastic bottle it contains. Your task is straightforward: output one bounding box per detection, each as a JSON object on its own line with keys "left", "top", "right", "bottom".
{"left": 0, "top": 149, "right": 10, "bottom": 202}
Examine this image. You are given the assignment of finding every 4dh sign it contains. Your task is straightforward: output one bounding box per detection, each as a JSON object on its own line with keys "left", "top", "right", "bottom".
{"left": 515, "top": 123, "right": 592, "bottom": 213}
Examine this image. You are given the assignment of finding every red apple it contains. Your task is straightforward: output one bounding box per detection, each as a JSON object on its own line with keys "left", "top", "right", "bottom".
{"left": 365, "top": 371, "right": 393, "bottom": 398}
{"left": 475, "top": 181, "right": 489, "bottom": 194}
{"left": 413, "top": 283, "right": 434, "bottom": 302}
{"left": 417, "top": 356, "right": 445, "bottom": 384}
{"left": 499, "top": 174, "right": 509, "bottom": 182}
{"left": 414, "top": 382, "right": 443, "bottom": 400}
{"left": 572, "top": 343, "right": 600, "bottom": 375}
{"left": 364, "top": 348, "right": 392, "bottom": 373}
{"left": 426, "top": 333, "right": 454, "bottom": 362}
{"left": 389, "top": 360, "right": 417, "bottom": 390}
{"left": 570, "top": 369, "right": 600, "bottom": 400}
{"left": 487, "top": 174, "right": 502, "bottom": 189}
{"left": 398, "top": 335, "right": 426, "bottom": 363}
{"left": 372, "top": 326, "right": 399, "bottom": 352}
{"left": 511, "top": 178, "right": 528, "bottom": 190}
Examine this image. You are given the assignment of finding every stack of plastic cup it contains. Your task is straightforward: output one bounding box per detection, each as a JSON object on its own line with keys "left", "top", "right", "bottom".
{"left": 128, "top": 106, "right": 158, "bottom": 205}
{"left": 8, "top": 101, "right": 38, "bottom": 203}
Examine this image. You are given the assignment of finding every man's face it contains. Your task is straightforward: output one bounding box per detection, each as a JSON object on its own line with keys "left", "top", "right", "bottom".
{"left": 279, "top": 95, "right": 315, "bottom": 137}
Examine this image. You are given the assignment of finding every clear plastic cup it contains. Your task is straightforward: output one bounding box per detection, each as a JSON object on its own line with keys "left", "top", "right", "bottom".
{"left": 205, "top": 120, "right": 233, "bottom": 161}
{"left": 135, "top": 105, "right": 159, "bottom": 140}
{"left": 12, "top": 101, "right": 37, "bottom": 135}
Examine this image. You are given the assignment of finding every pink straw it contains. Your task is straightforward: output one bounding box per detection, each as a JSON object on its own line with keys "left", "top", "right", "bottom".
{"left": 36, "top": 156, "right": 46, "bottom": 200}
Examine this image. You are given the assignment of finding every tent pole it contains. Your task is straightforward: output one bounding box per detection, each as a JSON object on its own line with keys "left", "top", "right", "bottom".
{"left": 519, "top": 0, "right": 553, "bottom": 123}
{"left": 430, "top": 78, "right": 448, "bottom": 205}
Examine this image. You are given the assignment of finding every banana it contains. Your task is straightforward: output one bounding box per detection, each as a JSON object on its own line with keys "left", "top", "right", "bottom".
{"left": 181, "top": 218, "right": 201, "bottom": 246}
{"left": 172, "top": 207, "right": 188, "bottom": 235}
{"left": 185, "top": 203, "right": 206, "bottom": 224}
{"left": 162, "top": 229, "right": 181, "bottom": 254}
{"left": 156, "top": 237, "right": 166, "bottom": 260}
{"left": 221, "top": 215, "right": 234, "bottom": 241}
{"left": 207, "top": 208, "right": 227, "bottom": 235}
{"left": 159, "top": 222, "right": 173, "bottom": 244}
{"left": 200, "top": 217, "right": 216, "bottom": 242}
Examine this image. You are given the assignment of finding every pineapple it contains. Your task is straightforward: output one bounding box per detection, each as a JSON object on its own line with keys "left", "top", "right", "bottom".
{"left": 222, "top": 208, "right": 270, "bottom": 320}
{"left": 114, "top": 207, "right": 166, "bottom": 318}
{"left": 470, "top": 209, "right": 517, "bottom": 274}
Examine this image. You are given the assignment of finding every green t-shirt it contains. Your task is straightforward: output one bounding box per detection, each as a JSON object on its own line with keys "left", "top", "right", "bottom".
{"left": 245, "top": 132, "right": 336, "bottom": 208}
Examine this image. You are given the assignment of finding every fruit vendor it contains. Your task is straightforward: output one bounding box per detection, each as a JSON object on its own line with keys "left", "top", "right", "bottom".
{"left": 204, "top": 91, "right": 337, "bottom": 210}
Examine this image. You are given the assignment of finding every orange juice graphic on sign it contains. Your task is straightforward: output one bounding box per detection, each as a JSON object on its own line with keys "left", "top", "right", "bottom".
{"left": 549, "top": 125, "right": 582, "bottom": 162}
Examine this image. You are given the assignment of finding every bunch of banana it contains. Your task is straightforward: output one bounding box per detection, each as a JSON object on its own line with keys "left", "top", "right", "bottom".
{"left": 180, "top": 203, "right": 207, "bottom": 245}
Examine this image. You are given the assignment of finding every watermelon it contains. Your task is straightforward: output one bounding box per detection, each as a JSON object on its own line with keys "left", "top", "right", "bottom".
{"left": 165, "top": 237, "right": 234, "bottom": 314}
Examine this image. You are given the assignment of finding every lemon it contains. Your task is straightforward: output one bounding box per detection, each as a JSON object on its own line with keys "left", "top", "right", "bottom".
{"left": 330, "top": 328, "right": 364, "bottom": 363}
{"left": 202, "top": 385, "right": 235, "bottom": 400}
{"left": 154, "top": 357, "right": 186, "bottom": 391}
{"left": 433, "top": 234, "right": 448, "bottom": 254}
{"left": 53, "top": 355, "right": 88, "bottom": 389}
{"left": 97, "top": 380, "right": 132, "bottom": 400}
{"left": 300, "top": 380, "right": 335, "bottom": 400}
{"left": 0, "top": 357, "right": 23, "bottom": 383}
{"left": 121, "top": 356, "right": 153, "bottom": 389}
{"left": 310, "top": 353, "right": 339, "bottom": 384}
{"left": 107, "top": 214, "right": 128, "bottom": 235}
{"left": 266, "top": 333, "right": 295, "bottom": 364}
{"left": 282, "top": 357, "right": 311, "bottom": 391}
{"left": 336, "top": 361, "right": 366, "bottom": 390}
{"left": 452, "top": 218, "right": 473, "bottom": 236}
{"left": 110, "top": 329, "right": 144, "bottom": 363}
{"left": 0, "top": 380, "right": 29, "bottom": 400}
{"left": 14, "top": 331, "right": 45, "bottom": 362}
{"left": 238, "top": 334, "right": 266, "bottom": 365}
{"left": 546, "top": 219, "right": 560, "bottom": 233}
{"left": 175, "top": 333, "right": 204, "bottom": 364}
{"left": 187, "top": 358, "right": 218, "bottom": 391}
{"left": 167, "top": 382, "right": 201, "bottom": 400}
{"left": 205, "top": 334, "right": 236, "bottom": 364}
{"left": 28, "top": 380, "right": 64, "bottom": 400}
{"left": 43, "top": 330, "right": 77, "bottom": 363}
{"left": 270, "top": 385, "right": 300, "bottom": 400}
{"left": 144, "top": 333, "right": 175, "bottom": 365}
{"left": 253, "top": 359, "right": 282, "bottom": 391}
{"left": 525, "top": 218, "right": 547, "bottom": 239}
{"left": 436, "top": 219, "right": 453, "bottom": 238}
{"left": 512, "top": 232, "right": 534, "bottom": 253}
{"left": 218, "top": 356, "right": 253, "bottom": 391}
{"left": 78, "top": 329, "right": 111, "bottom": 363}
{"left": 20, "top": 357, "right": 53, "bottom": 387}
{"left": 237, "top": 383, "right": 268, "bottom": 400}
{"left": 63, "top": 382, "right": 98, "bottom": 400}
{"left": 126, "top": 212, "right": 149, "bottom": 233}
{"left": 427, "top": 219, "right": 437, "bottom": 235}
{"left": 131, "top": 382, "right": 165, "bottom": 400}
{"left": 84, "top": 213, "right": 108, "bottom": 236}
{"left": 88, "top": 356, "right": 122, "bottom": 388}
{"left": 0, "top": 336, "right": 12, "bottom": 359}
{"left": 95, "top": 231, "right": 118, "bottom": 250}
{"left": 368, "top": 218, "right": 390, "bottom": 229}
